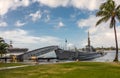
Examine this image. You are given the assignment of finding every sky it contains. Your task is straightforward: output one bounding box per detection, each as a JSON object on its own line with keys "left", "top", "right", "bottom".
{"left": 0, "top": 0, "right": 120, "bottom": 51}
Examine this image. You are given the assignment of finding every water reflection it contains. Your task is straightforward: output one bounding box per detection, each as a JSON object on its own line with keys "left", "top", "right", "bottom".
{"left": 92, "top": 51, "right": 120, "bottom": 62}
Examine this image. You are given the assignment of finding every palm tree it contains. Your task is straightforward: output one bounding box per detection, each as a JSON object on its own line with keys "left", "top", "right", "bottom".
{"left": 0, "top": 37, "right": 8, "bottom": 57}
{"left": 96, "top": 0, "right": 120, "bottom": 62}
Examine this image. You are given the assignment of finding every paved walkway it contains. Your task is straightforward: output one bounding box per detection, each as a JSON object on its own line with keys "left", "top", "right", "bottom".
{"left": 0, "top": 65, "right": 30, "bottom": 70}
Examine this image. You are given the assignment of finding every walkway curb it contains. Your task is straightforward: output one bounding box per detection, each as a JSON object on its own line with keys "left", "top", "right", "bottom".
{"left": 0, "top": 65, "right": 30, "bottom": 70}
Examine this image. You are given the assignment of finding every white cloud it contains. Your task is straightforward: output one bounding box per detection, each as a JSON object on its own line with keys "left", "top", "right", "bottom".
{"left": 43, "top": 10, "right": 51, "bottom": 22}
{"left": 34, "top": 0, "right": 106, "bottom": 11}
{"left": 11, "top": 0, "right": 30, "bottom": 10}
{"left": 77, "top": 15, "right": 101, "bottom": 33}
{"left": 71, "top": 0, "right": 103, "bottom": 11}
{"left": 0, "top": 0, "right": 31, "bottom": 16}
{"left": 44, "top": 15, "right": 50, "bottom": 22}
{"left": 67, "top": 43, "right": 75, "bottom": 49}
{"left": 1, "top": 0, "right": 120, "bottom": 16}
{"left": 29, "top": 11, "right": 42, "bottom": 22}
{"left": 0, "top": 21, "right": 7, "bottom": 27}
{"left": 35, "top": 0, "right": 70, "bottom": 8}
{"left": 77, "top": 15, "right": 120, "bottom": 48}
{"left": 0, "top": 29, "right": 61, "bottom": 50}
{"left": 15, "top": 20, "right": 26, "bottom": 27}
{"left": 0, "top": 0, "right": 13, "bottom": 15}
{"left": 71, "top": 0, "right": 120, "bottom": 11}
{"left": 34, "top": 0, "right": 120, "bottom": 11}
{"left": 78, "top": 15, "right": 97, "bottom": 28}
{"left": 58, "top": 21, "right": 64, "bottom": 28}
{"left": 54, "top": 21, "right": 65, "bottom": 29}
{"left": 89, "top": 26, "right": 120, "bottom": 48}
{"left": 77, "top": 15, "right": 109, "bottom": 33}
{"left": 2, "top": 0, "right": 101, "bottom": 16}
{"left": 114, "top": 0, "right": 120, "bottom": 5}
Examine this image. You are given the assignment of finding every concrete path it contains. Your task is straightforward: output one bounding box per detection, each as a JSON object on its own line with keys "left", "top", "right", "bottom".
{"left": 0, "top": 65, "right": 30, "bottom": 70}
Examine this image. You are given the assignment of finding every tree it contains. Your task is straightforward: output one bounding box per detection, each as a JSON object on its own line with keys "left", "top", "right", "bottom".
{"left": 0, "top": 37, "right": 8, "bottom": 57}
{"left": 96, "top": 0, "right": 120, "bottom": 62}
{"left": 0, "top": 37, "right": 4, "bottom": 42}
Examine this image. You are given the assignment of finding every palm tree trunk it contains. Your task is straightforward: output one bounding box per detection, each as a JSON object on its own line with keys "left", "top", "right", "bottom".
{"left": 113, "top": 21, "right": 119, "bottom": 62}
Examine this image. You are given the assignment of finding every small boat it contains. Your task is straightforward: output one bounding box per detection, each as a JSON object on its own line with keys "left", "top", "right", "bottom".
{"left": 55, "top": 32, "right": 107, "bottom": 61}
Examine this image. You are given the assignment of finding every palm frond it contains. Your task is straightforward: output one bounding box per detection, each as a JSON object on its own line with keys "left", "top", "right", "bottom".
{"left": 100, "top": 3, "right": 106, "bottom": 10}
{"left": 107, "top": 2, "right": 115, "bottom": 12}
{"left": 110, "top": 0, "right": 115, "bottom": 8}
{"left": 115, "top": 5, "right": 120, "bottom": 22}
{"left": 115, "top": 5, "right": 120, "bottom": 10}
{"left": 100, "top": 0, "right": 115, "bottom": 12}
{"left": 96, "top": 15, "right": 110, "bottom": 26}
{"left": 96, "top": 11, "right": 110, "bottom": 17}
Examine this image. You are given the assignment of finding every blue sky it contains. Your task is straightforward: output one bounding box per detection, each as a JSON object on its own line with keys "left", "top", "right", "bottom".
{"left": 0, "top": 0, "right": 120, "bottom": 50}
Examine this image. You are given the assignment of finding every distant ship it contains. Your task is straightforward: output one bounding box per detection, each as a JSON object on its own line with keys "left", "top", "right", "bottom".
{"left": 55, "top": 32, "right": 106, "bottom": 61}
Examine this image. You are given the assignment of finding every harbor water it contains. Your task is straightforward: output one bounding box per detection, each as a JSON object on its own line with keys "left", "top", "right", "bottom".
{"left": 92, "top": 51, "right": 120, "bottom": 62}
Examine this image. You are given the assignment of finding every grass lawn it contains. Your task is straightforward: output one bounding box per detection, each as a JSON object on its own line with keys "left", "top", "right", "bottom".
{"left": 0, "top": 63, "right": 25, "bottom": 68}
{"left": 0, "top": 62, "right": 120, "bottom": 78}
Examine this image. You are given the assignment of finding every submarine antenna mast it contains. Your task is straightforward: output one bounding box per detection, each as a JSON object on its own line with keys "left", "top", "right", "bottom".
{"left": 65, "top": 39, "right": 67, "bottom": 50}
{"left": 88, "top": 31, "right": 90, "bottom": 47}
